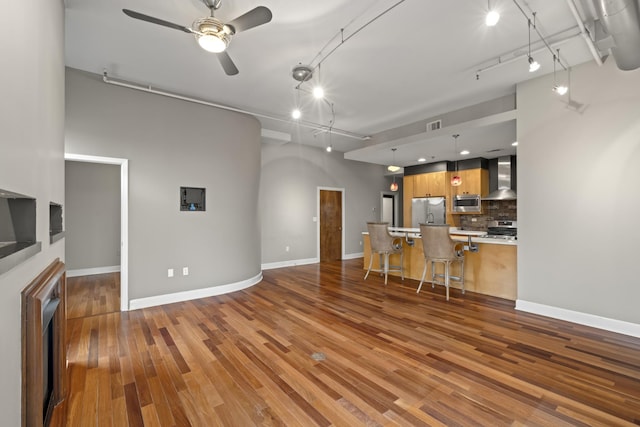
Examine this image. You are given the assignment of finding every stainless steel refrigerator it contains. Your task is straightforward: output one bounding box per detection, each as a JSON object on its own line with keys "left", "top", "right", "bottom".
{"left": 411, "top": 197, "right": 446, "bottom": 227}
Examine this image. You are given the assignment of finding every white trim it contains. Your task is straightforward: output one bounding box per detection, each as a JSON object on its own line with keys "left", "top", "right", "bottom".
{"left": 129, "top": 272, "right": 263, "bottom": 310}
{"left": 261, "top": 257, "right": 319, "bottom": 270}
{"left": 342, "top": 252, "right": 364, "bottom": 260}
{"left": 65, "top": 153, "right": 130, "bottom": 311}
{"left": 516, "top": 300, "right": 640, "bottom": 338}
{"left": 317, "top": 187, "right": 346, "bottom": 260}
{"left": 67, "top": 265, "right": 121, "bottom": 278}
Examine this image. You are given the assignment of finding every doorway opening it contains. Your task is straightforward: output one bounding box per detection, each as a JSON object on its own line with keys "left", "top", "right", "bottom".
{"left": 381, "top": 191, "right": 399, "bottom": 226}
{"left": 318, "top": 187, "right": 344, "bottom": 262}
{"left": 64, "top": 153, "right": 129, "bottom": 311}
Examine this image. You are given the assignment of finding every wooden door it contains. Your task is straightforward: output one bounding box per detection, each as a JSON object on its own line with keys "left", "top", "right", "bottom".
{"left": 320, "top": 190, "right": 342, "bottom": 262}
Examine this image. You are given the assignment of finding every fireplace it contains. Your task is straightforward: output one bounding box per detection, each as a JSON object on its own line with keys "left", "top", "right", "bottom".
{"left": 22, "top": 259, "right": 67, "bottom": 427}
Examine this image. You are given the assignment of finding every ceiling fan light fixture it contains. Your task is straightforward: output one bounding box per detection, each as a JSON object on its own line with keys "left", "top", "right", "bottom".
{"left": 197, "top": 34, "right": 228, "bottom": 52}
{"left": 194, "top": 17, "right": 231, "bottom": 52}
{"left": 313, "top": 86, "right": 325, "bottom": 99}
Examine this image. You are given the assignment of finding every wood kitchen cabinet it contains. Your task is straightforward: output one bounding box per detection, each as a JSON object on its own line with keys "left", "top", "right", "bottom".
{"left": 403, "top": 175, "right": 413, "bottom": 226}
{"left": 449, "top": 168, "right": 489, "bottom": 196}
{"left": 413, "top": 171, "right": 446, "bottom": 197}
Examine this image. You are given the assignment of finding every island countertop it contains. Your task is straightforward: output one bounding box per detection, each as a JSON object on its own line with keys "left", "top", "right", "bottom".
{"left": 362, "top": 227, "right": 517, "bottom": 246}
{"left": 362, "top": 228, "right": 517, "bottom": 300}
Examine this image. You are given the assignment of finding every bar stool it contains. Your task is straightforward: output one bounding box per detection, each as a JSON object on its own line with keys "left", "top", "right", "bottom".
{"left": 418, "top": 224, "right": 465, "bottom": 301}
{"left": 364, "top": 222, "right": 404, "bottom": 285}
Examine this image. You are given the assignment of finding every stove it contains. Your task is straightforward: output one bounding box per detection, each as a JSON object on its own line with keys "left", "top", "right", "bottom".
{"left": 486, "top": 220, "right": 517, "bottom": 240}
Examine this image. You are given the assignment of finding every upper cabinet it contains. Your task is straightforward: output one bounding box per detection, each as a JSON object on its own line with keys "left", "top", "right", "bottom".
{"left": 413, "top": 171, "right": 447, "bottom": 197}
{"left": 449, "top": 168, "right": 489, "bottom": 196}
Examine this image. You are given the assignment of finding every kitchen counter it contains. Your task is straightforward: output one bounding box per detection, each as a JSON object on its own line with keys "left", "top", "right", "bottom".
{"left": 362, "top": 227, "right": 517, "bottom": 300}
{"left": 364, "top": 227, "right": 517, "bottom": 246}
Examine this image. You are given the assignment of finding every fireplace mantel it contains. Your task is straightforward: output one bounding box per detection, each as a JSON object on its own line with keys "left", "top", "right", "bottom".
{"left": 21, "top": 259, "right": 67, "bottom": 427}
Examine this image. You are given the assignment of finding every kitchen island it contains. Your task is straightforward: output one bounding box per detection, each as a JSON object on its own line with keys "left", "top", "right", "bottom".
{"left": 362, "top": 227, "right": 517, "bottom": 300}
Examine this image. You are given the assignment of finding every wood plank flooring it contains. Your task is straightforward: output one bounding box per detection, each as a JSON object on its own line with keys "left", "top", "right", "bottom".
{"left": 66, "top": 273, "right": 120, "bottom": 319}
{"left": 60, "top": 260, "right": 640, "bottom": 426}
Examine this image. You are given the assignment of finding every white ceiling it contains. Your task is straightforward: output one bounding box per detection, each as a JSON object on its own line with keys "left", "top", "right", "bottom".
{"left": 64, "top": 0, "right": 602, "bottom": 168}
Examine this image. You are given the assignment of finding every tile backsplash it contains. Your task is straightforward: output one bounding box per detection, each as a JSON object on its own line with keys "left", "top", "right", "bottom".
{"left": 458, "top": 200, "right": 517, "bottom": 231}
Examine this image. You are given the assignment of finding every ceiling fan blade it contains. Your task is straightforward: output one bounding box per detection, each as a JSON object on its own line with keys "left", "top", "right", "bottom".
{"left": 226, "top": 6, "right": 272, "bottom": 33}
{"left": 216, "top": 51, "right": 239, "bottom": 76}
{"left": 122, "top": 9, "right": 194, "bottom": 34}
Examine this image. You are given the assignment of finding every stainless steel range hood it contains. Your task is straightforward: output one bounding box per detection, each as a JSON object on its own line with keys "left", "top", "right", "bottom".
{"left": 483, "top": 156, "right": 516, "bottom": 200}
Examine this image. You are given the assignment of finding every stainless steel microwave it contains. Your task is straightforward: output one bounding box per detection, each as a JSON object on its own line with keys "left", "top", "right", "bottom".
{"left": 452, "top": 194, "right": 481, "bottom": 213}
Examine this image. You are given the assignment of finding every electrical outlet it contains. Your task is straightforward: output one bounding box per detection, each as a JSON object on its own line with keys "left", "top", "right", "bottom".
{"left": 167, "top": 268, "right": 174, "bottom": 278}
{"left": 183, "top": 267, "right": 189, "bottom": 276}
{"left": 285, "top": 246, "right": 290, "bottom": 252}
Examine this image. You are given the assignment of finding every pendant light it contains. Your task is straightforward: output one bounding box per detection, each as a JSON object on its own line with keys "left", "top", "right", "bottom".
{"left": 450, "top": 134, "right": 462, "bottom": 186}
{"left": 388, "top": 148, "right": 400, "bottom": 172}
{"left": 389, "top": 148, "right": 399, "bottom": 191}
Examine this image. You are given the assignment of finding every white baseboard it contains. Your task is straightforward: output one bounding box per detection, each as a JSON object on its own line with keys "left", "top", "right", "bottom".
{"left": 261, "top": 257, "right": 319, "bottom": 270}
{"left": 129, "top": 272, "right": 263, "bottom": 310}
{"left": 516, "top": 300, "right": 640, "bottom": 338}
{"left": 67, "top": 265, "right": 121, "bottom": 278}
{"left": 261, "top": 254, "right": 363, "bottom": 270}
{"left": 343, "top": 252, "right": 364, "bottom": 260}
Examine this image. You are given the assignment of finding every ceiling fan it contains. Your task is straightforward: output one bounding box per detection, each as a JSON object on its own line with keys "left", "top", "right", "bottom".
{"left": 123, "top": 0, "right": 272, "bottom": 76}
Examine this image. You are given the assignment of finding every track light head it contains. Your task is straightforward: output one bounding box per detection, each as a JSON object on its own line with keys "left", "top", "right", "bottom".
{"left": 553, "top": 85, "right": 568, "bottom": 95}
{"left": 486, "top": 10, "right": 500, "bottom": 26}
{"left": 528, "top": 56, "right": 540, "bottom": 72}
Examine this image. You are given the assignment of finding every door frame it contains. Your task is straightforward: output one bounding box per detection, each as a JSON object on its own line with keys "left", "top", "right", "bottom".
{"left": 317, "top": 187, "right": 345, "bottom": 261}
{"left": 380, "top": 191, "right": 400, "bottom": 226}
{"left": 64, "top": 153, "right": 130, "bottom": 312}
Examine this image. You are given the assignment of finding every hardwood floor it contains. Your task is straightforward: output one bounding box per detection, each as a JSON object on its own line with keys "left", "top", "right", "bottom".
{"left": 66, "top": 273, "right": 120, "bottom": 319}
{"left": 61, "top": 260, "right": 640, "bottom": 426}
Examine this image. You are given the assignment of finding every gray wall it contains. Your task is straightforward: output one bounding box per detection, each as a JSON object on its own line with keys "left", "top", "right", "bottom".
{"left": 65, "top": 161, "right": 121, "bottom": 271}
{"left": 0, "top": 0, "right": 65, "bottom": 423}
{"left": 260, "top": 143, "right": 389, "bottom": 264}
{"left": 65, "top": 68, "right": 262, "bottom": 301}
{"left": 517, "top": 59, "right": 640, "bottom": 324}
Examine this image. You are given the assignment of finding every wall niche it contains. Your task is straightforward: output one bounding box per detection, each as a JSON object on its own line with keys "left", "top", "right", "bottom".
{"left": 0, "top": 188, "right": 41, "bottom": 274}
{"left": 49, "top": 202, "right": 65, "bottom": 244}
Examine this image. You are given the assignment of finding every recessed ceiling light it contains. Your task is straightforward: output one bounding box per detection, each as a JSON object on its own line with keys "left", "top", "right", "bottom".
{"left": 418, "top": 158, "right": 426, "bottom": 162}
{"left": 512, "top": 141, "right": 518, "bottom": 146}
{"left": 460, "top": 150, "right": 470, "bottom": 155}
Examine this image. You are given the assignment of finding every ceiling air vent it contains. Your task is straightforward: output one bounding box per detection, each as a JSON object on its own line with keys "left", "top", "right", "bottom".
{"left": 426, "top": 119, "right": 442, "bottom": 132}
